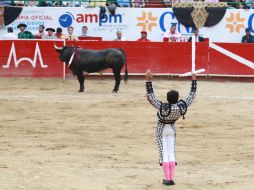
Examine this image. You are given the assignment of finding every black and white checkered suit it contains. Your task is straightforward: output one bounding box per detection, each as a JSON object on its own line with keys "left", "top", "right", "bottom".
{"left": 146, "top": 80, "right": 197, "bottom": 165}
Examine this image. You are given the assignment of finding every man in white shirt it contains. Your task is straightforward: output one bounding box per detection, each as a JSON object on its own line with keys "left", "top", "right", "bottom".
{"left": 1, "top": 27, "right": 17, "bottom": 39}
{"left": 163, "top": 24, "right": 182, "bottom": 42}
{"left": 114, "top": 31, "right": 127, "bottom": 41}
{"left": 80, "top": 25, "right": 90, "bottom": 37}
{"left": 42, "top": 28, "right": 57, "bottom": 39}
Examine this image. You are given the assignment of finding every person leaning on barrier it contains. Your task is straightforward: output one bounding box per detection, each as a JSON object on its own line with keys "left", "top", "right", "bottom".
{"left": 80, "top": 25, "right": 91, "bottom": 37}
{"left": 114, "top": 31, "right": 127, "bottom": 41}
{"left": 34, "top": 25, "right": 45, "bottom": 39}
{"left": 188, "top": 28, "right": 204, "bottom": 42}
{"left": 66, "top": 26, "right": 78, "bottom": 41}
{"left": 17, "top": 23, "right": 34, "bottom": 39}
{"left": 163, "top": 23, "right": 182, "bottom": 42}
{"left": 54, "top": 27, "right": 66, "bottom": 39}
{"left": 1, "top": 27, "right": 17, "bottom": 39}
{"left": 42, "top": 28, "right": 57, "bottom": 39}
{"left": 137, "top": 31, "right": 151, "bottom": 42}
{"left": 241, "top": 28, "right": 254, "bottom": 43}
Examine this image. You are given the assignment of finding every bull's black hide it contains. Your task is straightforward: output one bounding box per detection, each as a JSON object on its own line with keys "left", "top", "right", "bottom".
{"left": 55, "top": 46, "right": 128, "bottom": 93}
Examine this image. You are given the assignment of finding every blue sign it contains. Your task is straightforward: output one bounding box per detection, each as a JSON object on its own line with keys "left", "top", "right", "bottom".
{"left": 159, "top": 11, "right": 192, "bottom": 34}
{"left": 248, "top": 13, "right": 254, "bottom": 33}
{"left": 59, "top": 12, "right": 74, "bottom": 28}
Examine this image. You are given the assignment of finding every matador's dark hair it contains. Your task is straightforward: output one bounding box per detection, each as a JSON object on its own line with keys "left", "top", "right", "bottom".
{"left": 167, "top": 90, "right": 179, "bottom": 104}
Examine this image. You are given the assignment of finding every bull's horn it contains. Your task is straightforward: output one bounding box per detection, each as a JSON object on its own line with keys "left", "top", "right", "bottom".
{"left": 54, "top": 43, "right": 63, "bottom": 50}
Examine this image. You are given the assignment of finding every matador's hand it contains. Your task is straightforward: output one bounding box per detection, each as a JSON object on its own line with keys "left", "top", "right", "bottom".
{"left": 192, "top": 73, "right": 197, "bottom": 80}
{"left": 145, "top": 69, "right": 153, "bottom": 81}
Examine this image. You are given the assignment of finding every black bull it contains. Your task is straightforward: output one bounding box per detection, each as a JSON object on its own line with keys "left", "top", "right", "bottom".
{"left": 55, "top": 45, "right": 128, "bottom": 92}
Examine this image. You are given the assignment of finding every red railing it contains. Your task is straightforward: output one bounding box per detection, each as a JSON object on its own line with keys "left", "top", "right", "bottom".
{"left": 0, "top": 40, "right": 253, "bottom": 79}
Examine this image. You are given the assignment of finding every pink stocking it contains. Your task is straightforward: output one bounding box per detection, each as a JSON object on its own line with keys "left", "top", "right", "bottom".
{"left": 162, "top": 162, "right": 170, "bottom": 180}
{"left": 169, "top": 161, "right": 175, "bottom": 180}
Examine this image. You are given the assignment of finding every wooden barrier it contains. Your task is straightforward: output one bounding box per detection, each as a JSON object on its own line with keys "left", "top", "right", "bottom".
{"left": 0, "top": 40, "right": 253, "bottom": 78}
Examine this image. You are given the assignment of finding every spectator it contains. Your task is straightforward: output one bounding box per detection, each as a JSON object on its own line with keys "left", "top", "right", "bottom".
{"left": 66, "top": 26, "right": 78, "bottom": 41}
{"left": 42, "top": 28, "right": 57, "bottom": 39}
{"left": 80, "top": 26, "right": 90, "bottom": 37}
{"left": 231, "top": 0, "right": 247, "bottom": 9}
{"left": 27, "top": 0, "right": 38, "bottom": 6}
{"left": 132, "top": 0, "right": 146, "bottom": 7}
{"left": 114, "top": 31, "right": 127, "bottom": 41}
{"left": 99, "top": 6, "right": 107, "bottom": 20}
{"left": 137, "top": 31, "right": 151, "bottom": 42}
{"left": 90, "top": 0, "right": 106, "bottom": 7}
{"left": 64, "top": 0, "right": 81, "bottom": 7}
{"left": 163, "top": 0, "right": 173, "bottom": 7}
{"left": 0, "top": 1, "right": 14, "bottom": 6}
{"left": 13, "top": 1, "right": 24, "bottom": 6}
{"left": 245, "top": 0, "right": 254, "bottom": 8}
{"left": 1, "top": 27, "right": 17, "bottom": 39}
{"left": 117, "top": 0, "right": 131, "bottom": 7}
{"left": 53, "top": 1, "right": 64, "bottom": 6}
{"left": 17, "top": 23, "right": 34, "bottom": 39}
{"left": 106, "top": 0, "right": 118, "bottom": 15}
{"left": 188, "top": 28, "right": 204, "bottom": 42}
{"left": 163, "top": 24, "right": 182, "bottom": 42}
{"left": 241, "top": 28, "right": 254, "bottom": 43}
{"left": 38, "top": 0, "right": 48, "bottom": 6}
{"left": 205, "top": 0, "right": 219, "bottom": 2}
{"left": 236, "top": 2, "right": 245, "bottom": 9}
{"left": 54, "top": 27, "right": 66, "bottom": 39}
{"left": 80, "top": 0, "right": 90, "bottom": 7}
{"left": 34, "top": 25, "right": 45, "bottom": 39}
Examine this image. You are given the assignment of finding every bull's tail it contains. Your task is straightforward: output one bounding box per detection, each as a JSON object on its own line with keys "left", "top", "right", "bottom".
{"left": 118, "top": 48, "right": 128, "bottom": 84}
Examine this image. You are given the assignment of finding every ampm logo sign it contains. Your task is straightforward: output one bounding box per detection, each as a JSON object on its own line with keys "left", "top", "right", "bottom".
{"left": 59, "top": 12, "right": 123, "bottom": 28}
{"left": 59, "top": 12, "right": 74, "bottom": 28}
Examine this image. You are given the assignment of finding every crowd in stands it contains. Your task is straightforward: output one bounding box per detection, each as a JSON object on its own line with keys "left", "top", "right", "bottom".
{"left": 0, "top": 0, "right": 143, "bottom": 8}
{"left": 1, "top": 22, "right": 253, "bottom": 43}
{"left": 0, "top": 0, "right": 253, "bottom": 9}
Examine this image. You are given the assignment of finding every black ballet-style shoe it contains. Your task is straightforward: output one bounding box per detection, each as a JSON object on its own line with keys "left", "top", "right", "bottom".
{"left": 169, "top": 180, "right": 175, "bottom": 185}
{"left": 162, "top": 179, "right": 171, "bottom": 186}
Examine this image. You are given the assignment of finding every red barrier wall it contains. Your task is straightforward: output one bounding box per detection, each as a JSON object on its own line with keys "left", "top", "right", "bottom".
{"left": 209, "top": 43, "right": 254, "bottom": 75}
{"left": 0, "top": 40, "right": 253, "bottom": 78}
{"left": 65, "top": 41, "right": 209, "bottom": 74}
{"left": 0, "top": 40, "right": 64, "bottom": 77}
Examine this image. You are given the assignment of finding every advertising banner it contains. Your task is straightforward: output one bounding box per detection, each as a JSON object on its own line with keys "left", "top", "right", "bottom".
{"left": 0, "top": 7, "right": 253, "bottom": 42}
{"left": 0, "top": 40, "right": 64, "bottom": 77}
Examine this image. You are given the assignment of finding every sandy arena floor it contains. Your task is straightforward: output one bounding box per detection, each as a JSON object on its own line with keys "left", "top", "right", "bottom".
{"left": 0, "top": 77, "right": 253, "bottom": 190}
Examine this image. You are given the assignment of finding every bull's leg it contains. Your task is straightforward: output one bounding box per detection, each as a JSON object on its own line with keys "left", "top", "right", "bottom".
{"left": 112, "top": 72, "right": 121, "bottom": 93}
{"left": 77, "top": 73, "right": 85, "bottom": 92}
